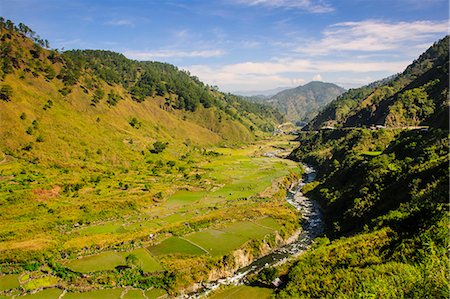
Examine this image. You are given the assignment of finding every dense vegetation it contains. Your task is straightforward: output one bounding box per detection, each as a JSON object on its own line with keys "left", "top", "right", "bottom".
{"left": 278, "top": 37, "right": 449, "bottom": 297}
{"left": 305, "top": 36, "right": 449, "bottom": 130}
{"left": 280, "top": 128, "right": 448, "bottom": 298}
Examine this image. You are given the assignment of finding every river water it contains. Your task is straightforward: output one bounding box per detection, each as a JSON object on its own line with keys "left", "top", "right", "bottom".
{"left": 188, "top": 164, "right": 324, "bottom": 298}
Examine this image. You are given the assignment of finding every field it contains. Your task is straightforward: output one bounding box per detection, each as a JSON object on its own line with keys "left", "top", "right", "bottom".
{"left": 183, "top": 218, "right": 280, "bottom": 257}
{"left": 63, "top": 288, "right": 124, "bottom": 299}
{"left": 147, "top": 217, "right": 281, "bottom": 257}
{"left": 65, "top": 248, "right": 162, "bottom": 273}
{"left": 17, "top": 288, "right": 63, "bottom": 299}
{"left": 208, "top": 285, "right": 273, "bottom": 299}
{"left": 122, "top": 289, "right": 146, "bottom": 299}
{"left": 0, "top": 275, "right": 19, "bottom": 291}
{"left": 2, "top": 287, "right": 167, "bottom": 299}
{"left": 145, "top": 288, "right": 168, "bottom": 298}
{"left": 0, "top": 135, "right": 301, "bottom": 294}
{"left": 148, "top": 236, "right": 207, "bottom": 256}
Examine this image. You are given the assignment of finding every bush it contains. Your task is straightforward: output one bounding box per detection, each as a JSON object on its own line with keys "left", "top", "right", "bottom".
{"left": 151, "top": 141, "right": 168, "bottom": 154}
{"left": 129, "top": 117, "right": 141, "bottom": 129}
{"left": 0, "top": 84, "right": 12, "bottom": 101}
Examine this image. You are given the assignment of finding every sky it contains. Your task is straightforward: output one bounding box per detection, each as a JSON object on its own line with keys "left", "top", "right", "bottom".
{"left": 1, "top": 0, "right": 448, "bottom": 93}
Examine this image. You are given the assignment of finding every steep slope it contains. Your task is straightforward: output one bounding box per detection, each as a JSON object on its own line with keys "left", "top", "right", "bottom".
{"left": 278, "top": 36, "right": 450, "bottom": 298}
{"left": 305, "top": 36, "right": 449, "bottom": 130}
{"left": 283, "top": 128, "right": 448, "bottom": 297}
{"left": 258, "top": 81, "right": 345, "bottom": 122}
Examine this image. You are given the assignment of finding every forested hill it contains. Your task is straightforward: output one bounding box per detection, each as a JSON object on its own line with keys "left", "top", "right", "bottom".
{"left": 305, "top": 36, "right": 449, "bottom": 130}
{"left": 250, "top": 81, "right": 345, "bottom": 123}
{"left": 278, "top": 36, "right": 449, "bottom": 298}
{"left": 270, "top": 81, "right": 345, "bottom": 122}
{"left": 0, "top": 18, "right": 283, "bottom": 160}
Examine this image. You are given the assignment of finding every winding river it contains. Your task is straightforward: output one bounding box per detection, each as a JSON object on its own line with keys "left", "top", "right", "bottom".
{"left": 189, "top": 164, "right": 324, "bottom": 298}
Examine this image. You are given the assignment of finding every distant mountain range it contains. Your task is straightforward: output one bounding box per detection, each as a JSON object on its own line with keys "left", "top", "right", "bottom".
{"left": 234, "top": 86, "right": 290, "bottom": 98}
{"left": 305, "top": 36, "right": 449, "bottom": 130}
{"left": 247, "top": 81, "right": 346, "bottom": 123}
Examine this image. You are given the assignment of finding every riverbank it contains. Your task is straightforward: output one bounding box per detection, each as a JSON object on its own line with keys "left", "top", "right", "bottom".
{"left": 195, "top": 165, "right": 324, "bottom": 298}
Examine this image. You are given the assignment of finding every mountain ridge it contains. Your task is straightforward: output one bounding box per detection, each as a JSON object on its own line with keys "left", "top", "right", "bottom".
{"left": 305, "top": 36, "right": 449, "bottom": 130}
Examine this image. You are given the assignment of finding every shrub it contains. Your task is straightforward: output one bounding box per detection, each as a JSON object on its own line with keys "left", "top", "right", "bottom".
{"left": 129, "top": 117, "right": 141, "bottom": 129}
{"left": 151, "top": 141, "right": 168, "bottom": 154}
{"left": 0, "top": 84, "right": 12, "bottom": 101}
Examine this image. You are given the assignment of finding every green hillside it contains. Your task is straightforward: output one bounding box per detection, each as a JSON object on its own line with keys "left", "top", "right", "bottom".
{"left": 305, "top": 36, "right": 449, "bottom": 130}
{"left": 281, "top": 128, "right": 448, "bottom": 298}
{"left": 276, "top": 37, "right": 449, "bottom": 298}
{"left": 0, "top": 19, "right": 283, "bottom": 161}
{"left": 0, "top": 19, "right": 299, "bottom": 296}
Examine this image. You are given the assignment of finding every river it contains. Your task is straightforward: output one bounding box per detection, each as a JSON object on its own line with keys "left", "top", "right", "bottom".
{"left": 188, "top": 164, "right": 324, "bottom": 298}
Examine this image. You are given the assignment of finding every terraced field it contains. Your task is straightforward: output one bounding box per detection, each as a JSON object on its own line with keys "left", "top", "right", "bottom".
{"left": 66, "top": 248, "right": 163, "bottom": 273}
{"left": 209, "top": 285, "right": 273, "bottom": 299}
{"left": 0, "top": 275, "right": 19, "bottom": 292}
{"left": 0, "top": 136, "right": 301, "bottom": 295}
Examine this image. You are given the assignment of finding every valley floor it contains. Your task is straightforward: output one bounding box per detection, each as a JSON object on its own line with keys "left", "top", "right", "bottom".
{"left": 0, "top": 135, "right": 303, "bottom": 297}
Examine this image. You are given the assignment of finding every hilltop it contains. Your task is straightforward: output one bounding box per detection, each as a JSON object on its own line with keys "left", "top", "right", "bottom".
{"left": 305, "top": 36, "right": 449, "bottom": 130}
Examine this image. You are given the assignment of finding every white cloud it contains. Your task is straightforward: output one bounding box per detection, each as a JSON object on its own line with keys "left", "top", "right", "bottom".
{"left": 233, "top": 0, "right": 334, "bottom": 13}
{"left": 105, "top": 19, "right": 134, "bottom": 27}
{"left": 184, "top": 58, "right": 409, "bottom": 91}
{"left": 312, "top": 74, "right": 322, "bottom": 81}
{"left": 185, "top": 64, "right": 305, "bottom": 91}
{"left": 296, "top": 20, "right": 448, "bottom": 55}
{"left": 124, "top": 49, "right": 225, "bottom": 60}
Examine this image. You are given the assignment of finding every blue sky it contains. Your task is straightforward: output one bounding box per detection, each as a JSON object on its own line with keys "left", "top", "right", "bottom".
{"left": 2, "top": 0, "right": 448, "bottom": 92}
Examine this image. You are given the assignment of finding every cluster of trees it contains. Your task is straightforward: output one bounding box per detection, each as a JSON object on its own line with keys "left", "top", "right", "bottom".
{"left": 62, "top": 50, "right": 215, "bottom": 111}
{"left": 0, "top": 18, "right": 49, "bottom": 48}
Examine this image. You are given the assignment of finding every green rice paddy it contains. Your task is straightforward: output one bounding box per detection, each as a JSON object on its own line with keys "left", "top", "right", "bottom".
{"left": 0, "top": 275, "right": 19, "bottom": 291}
{"left": 148, "top": 236, "right": 207, "bottom": 256}
{"left": 18, "top": 288, "right": 63, "bottom": 298}
{"left": 23, "top": 276, "right": 59, "bottom": 291}
{"left": 208, "top": 285, "right": 273, "bottom": 299}
{"left": 147, "top": 217, "right": 281, "bottom": 257}
{"left": 122, "top": 289, "right": 146, "bottom": 299}
{"left": 63, "top": 288, "right": 124, "bottom": 299}
{"left": 65, "top": 248, "right": 162, "bottom": 273}
{"left": 144, "top": 288, "right": 168, "bottom": 299}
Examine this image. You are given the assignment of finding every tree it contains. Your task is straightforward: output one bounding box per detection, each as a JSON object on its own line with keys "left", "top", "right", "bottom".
{"left": 106, "top": 90, "right": 122, "bottom": 106}
{"left": 91, "top": 88, "right": 105, "bottom": 105}
{"left": 125, "top": 254, "right": 139, "bottom": 268}
{"left": 257, "top": 267, "right": 279, "bottom": 284}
